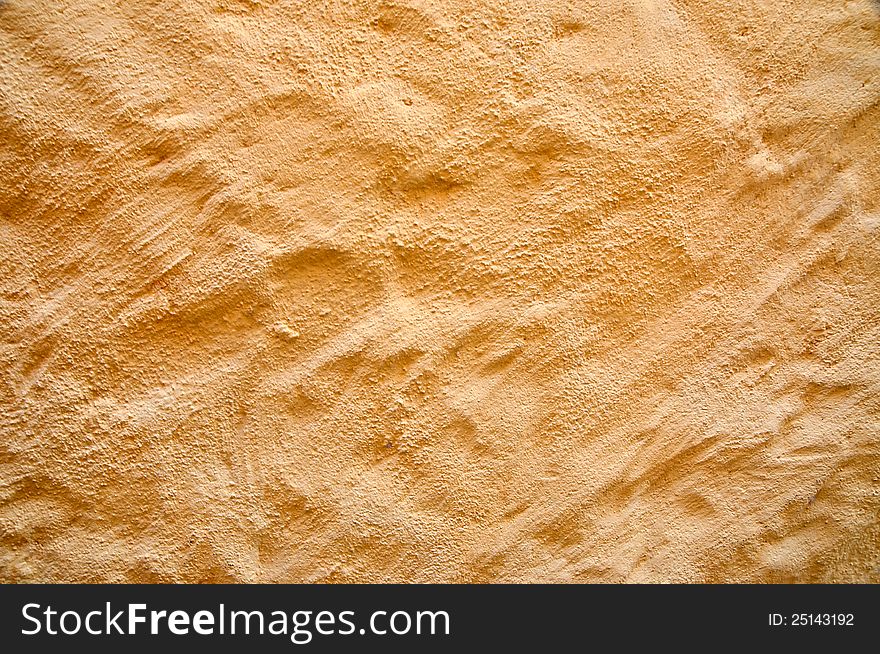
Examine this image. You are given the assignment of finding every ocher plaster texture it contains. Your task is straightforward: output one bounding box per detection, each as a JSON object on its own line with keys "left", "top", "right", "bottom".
{"left": 1, "top": 0, "right": 879, "bottom": 583}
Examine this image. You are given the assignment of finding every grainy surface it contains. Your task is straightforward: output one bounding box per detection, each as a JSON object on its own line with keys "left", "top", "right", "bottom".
{"left": 1, "top": 0, "right": 879, "bottom": 583}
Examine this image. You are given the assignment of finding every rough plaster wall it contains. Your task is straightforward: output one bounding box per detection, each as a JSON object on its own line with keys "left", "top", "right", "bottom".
{"left": 0, "top": 0, "right": 879, "bottom": 582}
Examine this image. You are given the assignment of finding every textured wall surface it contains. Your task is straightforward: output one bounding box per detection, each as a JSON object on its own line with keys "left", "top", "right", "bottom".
{"left": 1, "top": 0, "right": 879, "bottom": 583}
